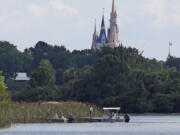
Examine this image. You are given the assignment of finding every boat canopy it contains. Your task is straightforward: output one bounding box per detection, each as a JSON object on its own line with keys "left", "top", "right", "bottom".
{"left": 103, "top": 107, "right": 120, "bottom": 110}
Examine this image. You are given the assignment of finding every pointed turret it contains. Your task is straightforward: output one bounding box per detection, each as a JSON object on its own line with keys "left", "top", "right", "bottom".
{"left": 91, "top": 0, "right": 120, "bottom": 50}
{"left": 101, "top": 15, "right": 105, "bottom": 29}
{"left": 93, "top": 20, "right": 98, "bottom": 36}
{"left": 91, "top": 20, "right": 98, "bottom": 50}
{"left": 97, "top": 15, "right": 107, "bottom": 45}
{"left": 108, "top": 0, "right": 119, "bottom": 48}
{"left": 114, "top": 9, "right": 117, "bottom": 17}
{"left": 112, "top": 0, "right": 115, "bottom": 13}
{"left": 111, "top": 0, "right": 117, "bottom": 16}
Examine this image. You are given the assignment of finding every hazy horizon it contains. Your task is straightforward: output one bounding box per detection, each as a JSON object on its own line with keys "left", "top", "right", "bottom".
{"left": 0, "top": 0, "right": 180, "bottom": 60}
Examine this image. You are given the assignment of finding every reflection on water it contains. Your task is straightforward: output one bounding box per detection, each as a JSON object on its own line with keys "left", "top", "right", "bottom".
{"left": 1, "top": 116, "right": 180, "bottom": 135}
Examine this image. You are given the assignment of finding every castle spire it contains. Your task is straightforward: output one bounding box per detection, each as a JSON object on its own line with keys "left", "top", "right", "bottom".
{"left": 98, "top": 14, "right": 107, "bottom": 45}
{"left": 91, "top": 0, "right": 119, "bottom": 50}
{"left": 168, "top": 42, "right": 172, "bottom": 57}
{"left": 101, "top": 15, "right": 105, "bottom": 29}
{"left": 108, "top": 0, "right": 119, "bottom": 48}
{"left": 94, "top": 19, "right": 97, "bottom": 35}
{"left": 92, "top": 20, "right": 98, "bottom": 50}
{"left": 112, "top": 0, "right": 115, "bottom": 13}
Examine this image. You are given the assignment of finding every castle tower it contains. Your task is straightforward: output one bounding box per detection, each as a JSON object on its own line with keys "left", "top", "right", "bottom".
{"left": 108, "top": 0, "right": 119, "bottom": 48}
{"left": 97, "top": 15, "right": 108, "bottom": 49}
{"left": 91, "top": 0, "right": 119, "bottom": 50}
{"left": 91, "top": 21, "right": 98, "bottom": 50}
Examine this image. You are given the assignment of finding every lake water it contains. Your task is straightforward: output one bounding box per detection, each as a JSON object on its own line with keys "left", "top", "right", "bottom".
{"left": 1, "top": 116, "right": 180, "bottom": 135}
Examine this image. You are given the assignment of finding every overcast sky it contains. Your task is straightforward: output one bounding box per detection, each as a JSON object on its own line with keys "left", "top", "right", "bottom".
{"left": 0, "top": 0, "right": 180, "bottom": 60}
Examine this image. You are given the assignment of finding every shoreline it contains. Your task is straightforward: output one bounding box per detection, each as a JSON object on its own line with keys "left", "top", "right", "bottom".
{"left": 1, "top": 102, "right": 180, "bottom": 129}
{"left": 129, "top": 113, "right": 180, "bottom": 116}
{"left": 0, "top": 102, "right": 102, "bottom": 128}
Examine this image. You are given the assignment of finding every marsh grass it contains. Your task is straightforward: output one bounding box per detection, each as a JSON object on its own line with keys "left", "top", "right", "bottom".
{"left": 0, "top": 102, "right": 102, "bottom": 127}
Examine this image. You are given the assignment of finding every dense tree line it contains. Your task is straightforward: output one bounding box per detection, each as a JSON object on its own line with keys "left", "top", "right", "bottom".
{"left": 165, "top": 56, "right": 180, "bottom": 71}
{"left": 0, "top": 41, "right": 180, "bottom": 113}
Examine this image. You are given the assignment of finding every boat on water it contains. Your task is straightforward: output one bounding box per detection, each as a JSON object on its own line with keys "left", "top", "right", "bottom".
{"left": 45, "top": 107, "right": 130, "bottom": 123}
{"left": 82, "top": 107, "right": 130, "bottom": 123}
{"left": 45, "top": 113, "right": 75, "bottom": 123}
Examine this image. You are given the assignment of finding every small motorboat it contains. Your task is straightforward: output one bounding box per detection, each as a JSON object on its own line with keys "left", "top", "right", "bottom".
{"left": 51, "top": 113, "right": 66, "bottom": 123}
{"left": 51, "top": 113, "right": 76, "bottom": 123}
{"left": 82, "top": 107, "right": 130, "bottom": 123}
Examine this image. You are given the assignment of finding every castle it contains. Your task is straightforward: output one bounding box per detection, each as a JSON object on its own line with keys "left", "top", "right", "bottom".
{"left": 91, "top": 0, "right": 119, "bottom": 50}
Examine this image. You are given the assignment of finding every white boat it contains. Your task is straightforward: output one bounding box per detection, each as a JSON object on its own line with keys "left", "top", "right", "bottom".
{"left": 82, "top": 107, "right": 130, "bottom": 123}
{"left": 46, "top": 114, "right": 75, "bottom": 123}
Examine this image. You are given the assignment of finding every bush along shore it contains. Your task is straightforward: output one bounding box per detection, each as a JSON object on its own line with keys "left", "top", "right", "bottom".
{"left": 0, "top": 102, "right": 102, "bottom": 128}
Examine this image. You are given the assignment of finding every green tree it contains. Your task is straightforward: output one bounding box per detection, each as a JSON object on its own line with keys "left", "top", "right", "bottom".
{"left": 172, "top": 92, "right": 180, "bottom": 112}
{"left": 63, "top": 67, "right": 79, "bottom": 83}
{"left": 0, "top": 41, "right": 24, "bottom": 77}
{"left": 76, "top": 55, "right": 129, "bottom": 106}
{"left": 0, "top": 71, "right": 11, "bottom": 104}
{"left": 165, "top": 56, "right": 180, "bottom": 71}
{"left": 30, "top": 60, "right": 56, "bottom": 87}
{"left": 134, "top": 82, "right": 150, "bottom": 113}
{"left": 13, "top": 86, "right": 58, "bottom": 102}
{"left": 152, "top": 93, "right": 174, "bottom": 113}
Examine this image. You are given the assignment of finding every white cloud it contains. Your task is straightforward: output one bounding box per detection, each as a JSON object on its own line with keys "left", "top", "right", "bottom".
{"left": 152, "top": 14, "right": 169, "bottom": 28}
{"left": 50, "top": 0, "right": 79, "bottom": 16}
{"left": 77, "top": 20, "right": 86, "bottom": 29}
{"left": 142, "top": 0, "right": 180, "bottom": 29}
{"left": 0, "top": 11, "right": 27, "bottom": 31}
{"left": 171, "top": 4, "right": 180, "bottom": 27}
{"left": 117, "top": 9, "right": 132, "bottom": 30}
{"left": 171, "top": 14, "right": 180, "bottom": 27}
{"left": 171, "top": 4, "right": 180, "bottom": 13}
{"left": 27, "top": 4, "right": 46, "bottom": 17}
{"left": 143, "top": 0, "right": 166, "bottom": 16}
{"left": 0, "top": 15, "right": 8, "bottom": 24}
{"left": 142, "top": 0, "right": 168, "bottom": 28}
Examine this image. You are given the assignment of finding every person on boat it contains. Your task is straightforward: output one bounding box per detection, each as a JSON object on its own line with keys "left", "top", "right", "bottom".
{"left": 68, "top": 114, "right": 76, "bottom": 123}
{"left": 53, "top": 113, "right": 59, "bottom": 119}
{"left": 111, "top": 112, "right": 116, "bottom": 119}
{"left": 124, "top": 114, "right": 130, "bottom": 123}
{"left": 89, "top": 106, "right": 93, "bottom": 117}
{"left": 61, "top": 113, "right": 68, "bottom": 122}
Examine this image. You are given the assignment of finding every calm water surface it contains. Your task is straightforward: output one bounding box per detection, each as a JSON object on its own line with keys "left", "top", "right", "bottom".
{"left": 1, "top": 116, "right": 180, "bottom": 135}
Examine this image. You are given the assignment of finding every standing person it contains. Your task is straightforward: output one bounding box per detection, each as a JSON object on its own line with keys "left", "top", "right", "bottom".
{"left": 124, "top": 114, "right": 130, "bottom": 123}
{"left": 89, "top": 106, "right": 93, "bottom": 117}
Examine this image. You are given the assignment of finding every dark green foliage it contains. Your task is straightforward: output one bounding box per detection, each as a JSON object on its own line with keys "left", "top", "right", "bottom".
{"left": 0, "top": 42, "right": 23, "bottom": 77}
{"left": 172, "top": 92, "right": 180, "bottom": 112}
{"left": 152, "top": 93, "right": 174, "bottom": 113}
{"left": 13, "top": 60, "right": 58, "bottom": 102}
{"left": 90, "top": 55, "right": 128, "bottom": 105}
{"left": 55, "top": 68, "right": 64, "bottom": 85}
{"left": 72, "top": 49, "right": 96, "bottom": 68}
{"left": 6, "top": 78, "right": 29, "bottom": 92}
{"left": 1, "top": 41, "right": 180, "bottom": 113}
{"left": 24, "top": 41, "right": 83, "bottom": 85}
{"left": 30, "top": 60, "right": 56, "bottom": 87}
{"left": 57, "top": 47, "right": 180, "bottom": 113}
{"left": 27, "top": 41, "right": 76, "bottom": 70}
{"left": 165, "top": 56, "right": 180, "bottom": 71}
{"left": 13, "top": 86, "right": 59, "bottom": 102}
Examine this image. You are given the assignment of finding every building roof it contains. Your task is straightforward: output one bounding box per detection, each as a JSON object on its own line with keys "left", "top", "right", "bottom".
{"left": 103, "top": 107, "right": 121, "bottom": 110}
{"left": 14, "top": 72, "right": 30, "bottom": 81}
{"left": 97, "top": 30, "right": 108, "bottom": 43}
